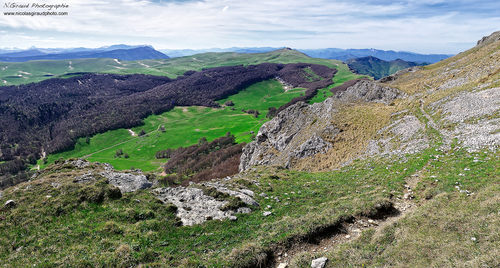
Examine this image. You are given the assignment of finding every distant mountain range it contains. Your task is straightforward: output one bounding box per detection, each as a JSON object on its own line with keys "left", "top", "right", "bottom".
{"left": 161, "top": 47, "right": 453, "bottom": 64}
{"left": 0, "top": 45, "right": 169, "bottom": 62}
{"left": 345, "top": 56, "right": 428, "bottom": 80}
{"left": 0, "top": 44, "right": 452, "bottom": 64}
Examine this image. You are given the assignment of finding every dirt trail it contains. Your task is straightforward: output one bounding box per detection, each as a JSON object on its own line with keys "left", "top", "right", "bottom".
{"left": 272, "top": 173, "right": 424, "bottom": 267}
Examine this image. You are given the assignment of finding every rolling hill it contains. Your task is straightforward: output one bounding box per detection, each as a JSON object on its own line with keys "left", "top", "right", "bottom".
{"left": 345, "top": 56, "right": 427, "bottom": 80}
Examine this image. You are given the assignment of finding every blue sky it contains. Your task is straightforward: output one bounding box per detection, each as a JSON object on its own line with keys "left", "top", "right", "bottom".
{"left": 1, "top": 0, "right": 499, "bottom": 54}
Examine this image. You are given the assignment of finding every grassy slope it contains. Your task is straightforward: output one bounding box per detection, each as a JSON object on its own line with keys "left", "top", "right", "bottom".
{"left": 0, "top": 49, "right": 355, "bottom": 86}
{"left": 6, "top": 141, "right": 500, "bottom": 267}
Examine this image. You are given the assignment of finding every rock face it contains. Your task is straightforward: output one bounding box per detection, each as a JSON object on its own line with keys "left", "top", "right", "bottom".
{"left": 332, "top": 80, "right": 408, "bottom": 105}
{"left": 476, "top": 30, "right": 500, "bottom": 46}
{"left": 152, "top": 184, "right": 258, "bottom": 226}
{"left": 99, "top": 171, "right": 153, "bottom": 193}
{"left": 240, "top": 80, "right": 406, "bottom": 171}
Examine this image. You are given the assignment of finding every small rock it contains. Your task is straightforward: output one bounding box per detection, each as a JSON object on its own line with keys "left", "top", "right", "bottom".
{"left": 403, "top": 193, "right": 413, "bottom": 200}
{"left": 471, "top": 237, "right": 477, "bottom": 242}
{"left": 277, "top": 262, "right": 288, "bottom": 268}
{"left": 229, "top": 216, "right": 238, "bottom": 221}
{"left": 134, "top": 199, "right": 141, "bottom": 203}
{"left": 464, "top": 168, "right": 470, "bottom": 171}
{"left": 189, "top": 181, "right": 195, "bottom": 186}
{"left": 263, "top": 211, "right": 272, "bottom": 216}
{"left": 345, "top": 235, "right": 351, "bottom": 239}
{"left": 259, "top": 192, "right": 268, "bottom": 197}
{"left": 4, "top": 200, "right": 16, "bottom": 208}
{"left": 267, "top": 205, "right": 272, "bottom": 209}
{"left": 311, "top": 257, "right": 328, "bottom": 268}
{"left": 240, "top": 189, "right": 254, "bottom": 197}
{"left": 274, "top": 197, "right": 280, "bottom": 202}
{"left": 45, "top": 195, "right": 52, "bottom": 198}
{"left": 285, "top": 202, "right": 290, "bottom": 205}
{"left": 237, "top": 207, "right": 252, "bottom": 214}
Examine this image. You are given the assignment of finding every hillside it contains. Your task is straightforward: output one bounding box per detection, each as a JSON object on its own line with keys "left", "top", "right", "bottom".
{"left": 161, "top": 47, "right": 452, "bottom": 63}
{"left": 0, "top": 48, "right": 350, "bottom": 86}
{"left": 2, "top": 32, "right": 499, "bottom": 267}
{"left": 0, "top": 63, "right": 337, "bottom": 178}
{"left": 0, "top": 46, "right": 169, "bottom": 63}
{"left": 298, "top": 48, "right": 452, "bottom": 63}
{"left": 345, "top": 56, "right": 425, "bottom": 80}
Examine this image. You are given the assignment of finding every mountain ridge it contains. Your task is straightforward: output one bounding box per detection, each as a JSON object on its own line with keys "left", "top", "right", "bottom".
{"left": 346, "top": 56, "right": 427, "bottom": 80}
{"left": 0, "top": 46, "right": 168, "bottom": 62}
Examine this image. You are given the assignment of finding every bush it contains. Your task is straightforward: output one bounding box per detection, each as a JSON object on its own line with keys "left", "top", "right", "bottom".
{"left": 139, "top": 129, "right": 146, "bottom": 136}
{"left": 225, "top": 100, "right": 234, "bottom": 106}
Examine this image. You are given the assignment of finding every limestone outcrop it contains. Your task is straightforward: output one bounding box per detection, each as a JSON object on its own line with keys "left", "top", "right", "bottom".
{"left": 240, "top": 80, "right": 406, "bottom": 171}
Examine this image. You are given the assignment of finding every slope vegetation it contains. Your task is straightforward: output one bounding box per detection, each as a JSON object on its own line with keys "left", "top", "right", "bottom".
{"left": 346, "top": 56, "right": 425, "bottom": 80}
{"left": 0, "top": 63, "right": 337, "bottom": 178}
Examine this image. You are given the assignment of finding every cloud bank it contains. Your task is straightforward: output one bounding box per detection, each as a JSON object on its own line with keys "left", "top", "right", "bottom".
{"left": 0, "top": 0, "right": 499, "bottom": 53}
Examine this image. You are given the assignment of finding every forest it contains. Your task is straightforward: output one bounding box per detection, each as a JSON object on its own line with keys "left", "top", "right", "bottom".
{"left": 0, "top": 62, "right": 338, "bottom": 177}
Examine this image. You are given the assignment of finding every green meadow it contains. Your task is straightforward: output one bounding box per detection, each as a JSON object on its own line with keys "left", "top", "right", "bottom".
{"left": 42, "top": 80, "right": 306, "bottom": 171}
{"left": 39, "top": 55, "right": 366, "bottom": 172}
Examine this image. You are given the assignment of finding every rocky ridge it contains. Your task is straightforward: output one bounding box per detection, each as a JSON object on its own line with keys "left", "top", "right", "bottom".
{"left": 240, "top": 80, "right": 407, "bottom": 172}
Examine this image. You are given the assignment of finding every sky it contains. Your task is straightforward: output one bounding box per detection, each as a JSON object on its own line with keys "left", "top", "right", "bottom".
{"left": 1, "top": 0, "right": 499, "bottom": 54}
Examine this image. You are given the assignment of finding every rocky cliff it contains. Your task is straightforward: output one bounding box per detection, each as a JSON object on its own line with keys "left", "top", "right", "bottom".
{"left": 240, "top": 80, "right": 407, "bottom": 172}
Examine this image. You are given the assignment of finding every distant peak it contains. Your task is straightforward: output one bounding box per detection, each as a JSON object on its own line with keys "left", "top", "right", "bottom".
{"left": 476, "top": 30, "right": 500, "bottom": 47}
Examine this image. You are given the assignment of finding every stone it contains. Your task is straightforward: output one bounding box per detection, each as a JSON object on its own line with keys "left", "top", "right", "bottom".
{"left": 201, "top": 182, "right": 260, "bottom": 207}
{"left": 263, "top": 211, "right": 272, "bottom": 216}
{"left": 73, "top": 172, "right": 95, "bottom": 184}
{"left": 4, "top": 200, "right": 16, "bottom": 208}
{"left": 237, "top": 207, "right": 252, "bottom": 214}
{"left": 0, "top": 191, "right": 2, "bottom": 199}
{"left": 103, "top": 163, "right": 114, "bottom": 171}
{"left": 68, "top": 158, "right": 90, "bottom": 169}
{"left": 99, "top": 171, "right": 153, "bottom": 193}
{"left": 239, "top": 189, "right": 255, "bottom": 197}
{"left": 311, "top": 257, "right": 328, "bottom": 268}
{"left": 259, "top": 192, "right": 268, "bottom": 197}
{"left": 152, "top": 185, "right": 257, "bottom": 226}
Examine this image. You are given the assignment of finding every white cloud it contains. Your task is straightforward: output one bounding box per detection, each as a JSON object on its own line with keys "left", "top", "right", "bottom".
{"left": 0, "top": 0, "right": 499, "bottom": 53}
